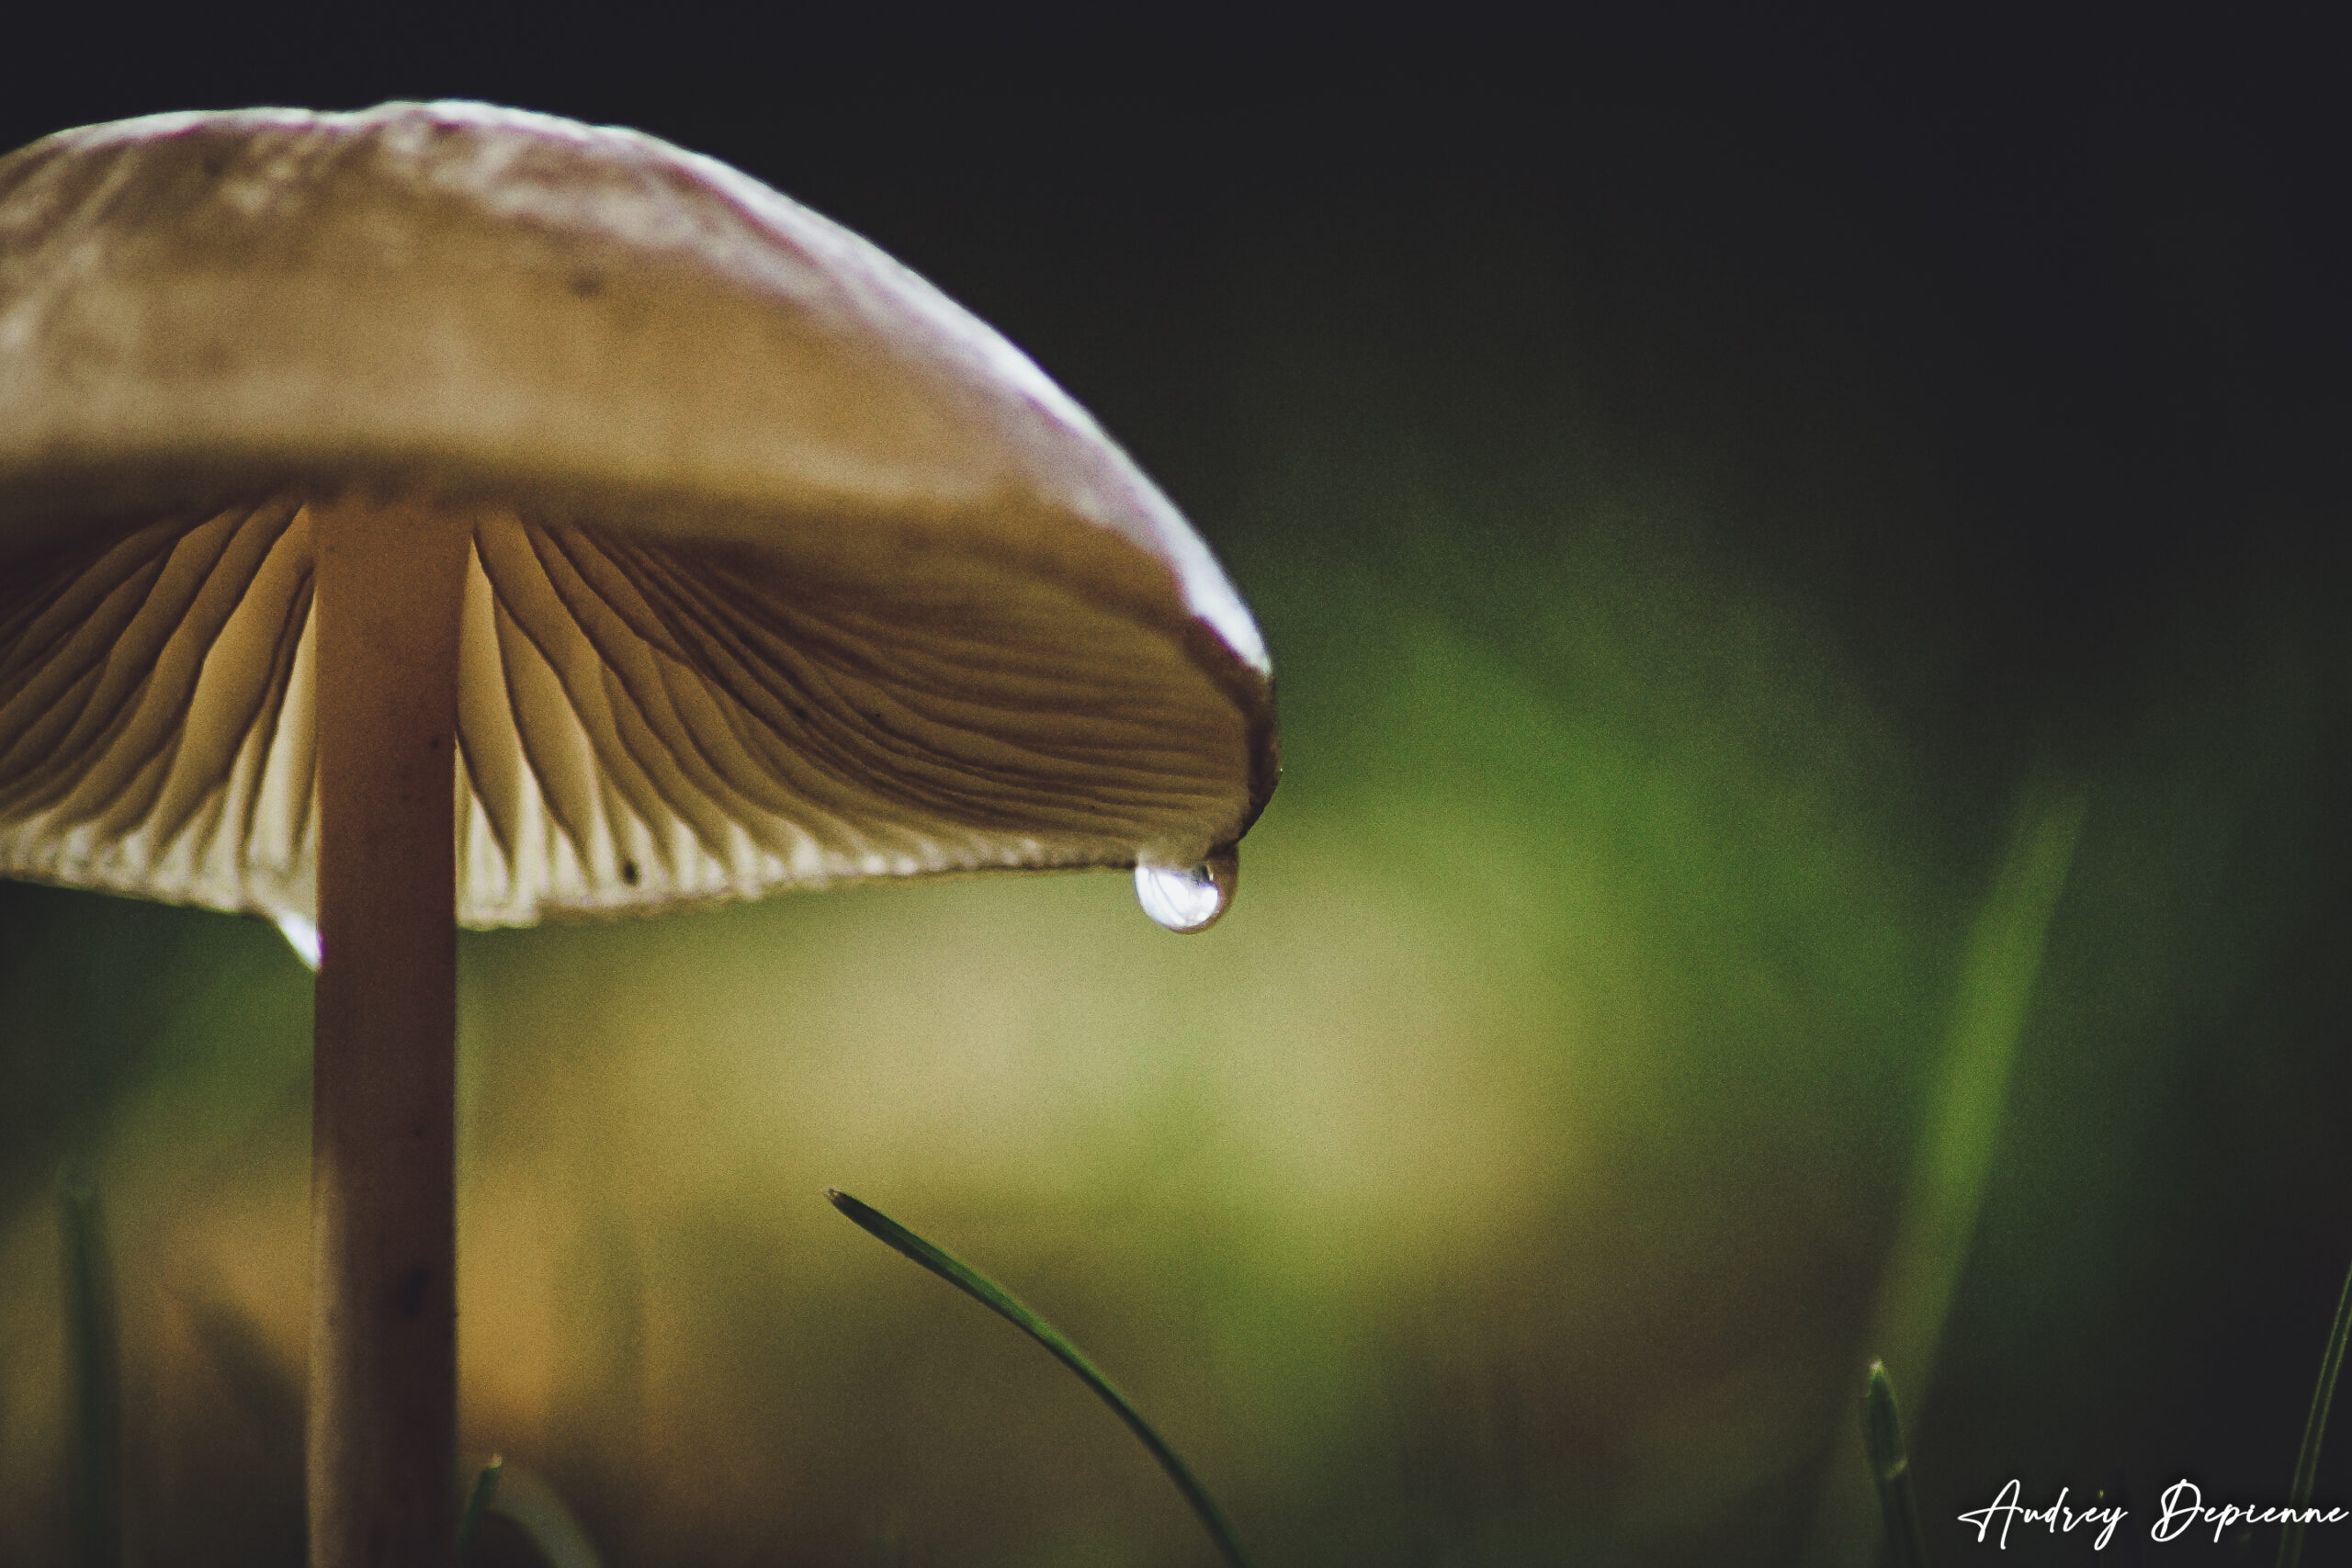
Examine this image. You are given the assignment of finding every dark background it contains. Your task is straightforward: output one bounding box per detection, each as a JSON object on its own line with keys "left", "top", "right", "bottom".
{"left": 3, "top": 7, "right": 2347, "bottom": 1565}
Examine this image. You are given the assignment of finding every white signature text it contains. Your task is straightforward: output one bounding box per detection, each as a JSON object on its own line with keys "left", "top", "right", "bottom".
{"left": 1958, "top": 1480, "right": 2126, "bottom": 1551}
{"left": 1958, "top": 1478, "right": 2351, "bottom": 1550}
{"left": 2151, "top": 1480, "right": 2347, "bottom": 1544}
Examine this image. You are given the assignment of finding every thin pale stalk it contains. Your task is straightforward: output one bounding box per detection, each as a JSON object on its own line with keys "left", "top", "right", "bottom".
{"left": 311, "top": 497, "right": 470, "bottom": 1568}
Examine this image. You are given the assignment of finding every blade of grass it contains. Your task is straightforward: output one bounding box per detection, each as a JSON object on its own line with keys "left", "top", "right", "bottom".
{"left": 488, "top": 1461, "right": 608, "bottom": 1568}
{"left": 827, "top": 1188, "right": 1256, "bottom": 1568}
{"left": 1863, "top": 1359, "right": 1931, "bottom": 1568}
{"left": 168, "top": 1274, "right": 307, "bottom": 1562}
{"left": 1805, "top": 775, "right": 2086, "bottom": 1566}
{"left": 458, "top": 1455, "right": 503, "bottom": 1563}
{"left": 2278, "top": 1258, "right": 2352, "bottom": 1568}
{"left": 60, "top": 1176, "right": 121, "bottom": 1568}
{"left": 171, "top": 1276, "right": 305, "bottom": 1451}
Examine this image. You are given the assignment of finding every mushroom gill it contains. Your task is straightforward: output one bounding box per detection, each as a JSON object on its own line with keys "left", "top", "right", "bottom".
{"left": 0, "top": 499, "right": 1261, "bottom": 927}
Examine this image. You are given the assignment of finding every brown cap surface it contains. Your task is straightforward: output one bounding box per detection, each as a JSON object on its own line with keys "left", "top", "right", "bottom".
{"left": 0, "top": 103, "right": 1275, "bottom": 928}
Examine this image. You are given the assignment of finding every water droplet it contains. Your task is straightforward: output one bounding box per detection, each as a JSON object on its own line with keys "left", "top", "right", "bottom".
{"left": 275, "top": 911, "right": 322, "bottom": 970}
{"left": 1135, "top": 849, "right": 1238, "bottom": 932}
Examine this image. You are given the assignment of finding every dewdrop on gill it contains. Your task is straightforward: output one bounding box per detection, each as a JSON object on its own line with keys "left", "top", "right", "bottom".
{"left": 277, "top": 912, "right": 322, "bottom": 969}
{"left": 1136, "top": 850, "right": 1238, "bottom": 932}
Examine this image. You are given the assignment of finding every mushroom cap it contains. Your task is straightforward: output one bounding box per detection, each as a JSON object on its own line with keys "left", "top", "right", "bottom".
{"left": 0, "top": 103, "right": 1275, "bottom": 928}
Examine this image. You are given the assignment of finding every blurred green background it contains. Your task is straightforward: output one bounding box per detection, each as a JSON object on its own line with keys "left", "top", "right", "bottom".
{"left": 3, "top": 11, "right": 2347, "bottom": 1565}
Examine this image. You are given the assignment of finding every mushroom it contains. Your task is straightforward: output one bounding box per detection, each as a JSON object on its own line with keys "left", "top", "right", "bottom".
{"left": 0, "top": 103, "right": 1276, "bottom": 1567}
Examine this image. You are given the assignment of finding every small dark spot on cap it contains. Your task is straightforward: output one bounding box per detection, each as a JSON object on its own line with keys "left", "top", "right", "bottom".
{"left": 394, "top": 1265, "right": 430, "bottom": 1319}
{"left": 621, "top": 858, "right": 640, "bottom": 886}
{"left": 569, "top": 270, "right": 606, "bottom": 297}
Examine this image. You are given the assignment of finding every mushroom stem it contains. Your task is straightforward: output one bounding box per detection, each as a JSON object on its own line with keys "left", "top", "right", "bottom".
{"left": 310, "top": 498, "right": 471, "bottom": 1568}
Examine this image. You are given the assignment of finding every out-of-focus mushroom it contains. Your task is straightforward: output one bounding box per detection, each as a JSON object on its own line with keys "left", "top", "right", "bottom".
{"left": 0, "top": 103, "right": 1275, "bottom": 1567}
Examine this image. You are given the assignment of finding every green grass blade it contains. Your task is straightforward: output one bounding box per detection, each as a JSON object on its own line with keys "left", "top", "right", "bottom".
{"left": 2278, "top": 1258, "right": 2352, "bottom": 1568}
{"left": 169, "top": 1276, "right": 306, "bottom": 1560}
{"left": 458, "top": 1454, "right": 503, "bottom": 1563}
{"left": 488, "top": 1461, "right": 608, "bottom": 1568}
{"left": 59, "top": 1177, "right": 122, "bottom": 1568}
{"left": 1807, "top": 776, "right": 2086, "bottom": 1566}
{"left": 828, "top": 1188, "right": 1257, "bottom": 1568}
{"left": 1863, "top": 1359, "right": 1931, "bottom": 1568}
